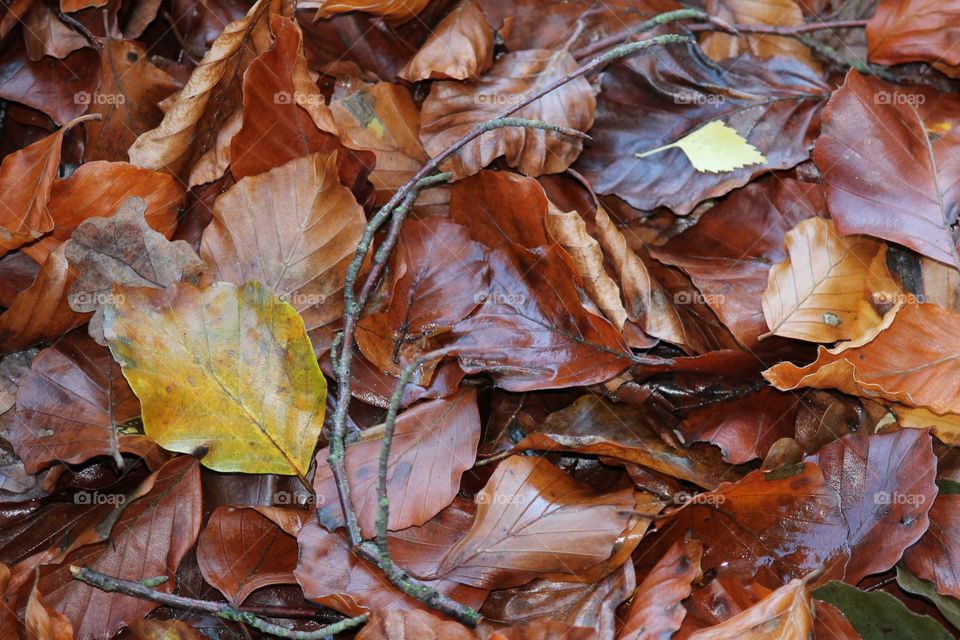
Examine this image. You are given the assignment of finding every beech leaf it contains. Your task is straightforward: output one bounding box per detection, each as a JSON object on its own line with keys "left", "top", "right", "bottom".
{"left": 635, "top": 120, "right": 767, "bottom": 174}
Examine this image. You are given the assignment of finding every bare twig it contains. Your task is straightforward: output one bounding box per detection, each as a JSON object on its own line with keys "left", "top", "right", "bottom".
{"left": 56, "top": 9, "right": 102, "bottom": 51}
{"left": 70, "top": 566, "right": 368, "bottom": 638}
{"left": 326, "top": 28, "right": 691, "bottom": 627}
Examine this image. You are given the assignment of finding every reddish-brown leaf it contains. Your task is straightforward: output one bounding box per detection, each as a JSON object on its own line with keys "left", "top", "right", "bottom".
{"left": 314, "top": 389, "right": 481, "bottom": 538}
{"left": 903, "top": 494, "right": 960, "bottom": 600}
{"left": 420, "top": 49, "right": 595, "bottom": 177}
{"left": 229, "top": 15, "right": 338, "bottom": 180}
{"left": 357, "top": 609, "right": 477, "bottom": 640}
{"left": 686, "top": 577, "right": 814, "bottom": 639}
{"left": 196, "top": 506, "right": 299, "bottom": 605}
{"left": 575, "top": 43, "right": 828, "bottom": 214}
{"left": 312, "top": 0, "right": 431, "bottom": 20}
{"left": 38, "top": 456, "right": 202, "bottom": 638}
{"left": 700, "top": 0, "right": 817, "bottom": 70}
{"left": 25, "top": 584, "right": 74, "bottom": 640}
{"left": 0, "top": 41, "right": 100, "bottom": 125}
{"left": 433, "top": 456, "right": 654, "bottom": 589}
{"left": 867, "top": 0, "right": 960, "bottom": 76}
{"left": 619, "top": 537, "right": 702, "bottom": 640}
{"left": 9, "top": 331, "right": 140, "bottom": 473}
{"left": 813, "top": 70, "right": 960, "bottom": 268}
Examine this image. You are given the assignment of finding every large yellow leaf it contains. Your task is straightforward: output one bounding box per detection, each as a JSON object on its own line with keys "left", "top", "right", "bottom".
{"left": 103, "top": 281, "right": 326, "bottom": 477}
{"left": 762, "top": 217, "right": 898, "bottom": 342}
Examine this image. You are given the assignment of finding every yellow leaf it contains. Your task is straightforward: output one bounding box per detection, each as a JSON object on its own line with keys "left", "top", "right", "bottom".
{"left": 636, "top": 120, "right": 766, "bottom": 173}
{"left": 103, "top": 281, "right": 326, "bottom": 478}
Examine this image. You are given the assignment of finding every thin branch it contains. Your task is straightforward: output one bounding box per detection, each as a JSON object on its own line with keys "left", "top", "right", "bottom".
{"left": 691, "top": 18, "right": 869, "bottom": 36}
{"left": 70, "top": 566, "right": 368, "bottom": 639}
{"left": 56, "top": 9, "right": 102, "bottom": 51}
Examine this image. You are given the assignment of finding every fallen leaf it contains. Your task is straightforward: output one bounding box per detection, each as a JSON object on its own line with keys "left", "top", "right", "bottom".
{"left": 65, "top": 196, "right": 205, "bottom": 345}
{"left": 128, "top": 620, "right": 204, "bottom": 640}
{"left": 399, "top": 0, "right": 493, "bottom": 81}
{"left": 813, "top": 70, "right": 960, "bottom": 268}
{"left": 199, "top": 151, "right": 365, "bottom": 336}
{"left": 8, "top": 331, "right": 140, "bottom": 473}
{"left": 619, "top": 537, "right": 702, "bottom": 640}
{"left": 762, "top": 217, "right": 896, "bottom": 342}
{"left": 358, "top": 610, "right": 477, "bottom": 640}
{"left": 38, "top": 456, "right": 202, "bottom": 639}
{"left": 903, "top": 494, "right": 960, "bottom": 600}
{"left": 764, "top": 303, "right": 960, "bottom": 414}
{"left": 813, "top": 580, "right": 954, "bottom": 640}
{"left": 21, "top": 2, "right": 88, "bottom": 61}
{"left": 867, "top": 0, "right": 960, "bottom": 76}
{"left": 196, "top": 506, "right": 299, "bottom": 605}
{"left": 0, "top": 41, "right": 100, "bottom": 125}
{"left": 635, "top": 120, "right": 767, "bottom": 174}
{"left": 701, "top": 0, "right": 818, "bottom": 71}
{"left": 311, "top": 0, "right": 431, "bottom": 20}
{"left": 103, "top": 281, "right": 327, "bottom": 477}
{"left": 433, "top": 455, "right": 653, "bottom": 589}
{"left": 687, "top": 577, "right": 814, "bottom": 639}
{"left": 314, "top": 389, "right": 481, "bottom": 538}
{"left": 420, "top": 49, "right": 595, "bottom": 177}
{"left": 25, "top": 584, "right": 74, "bottom": 640}
{"left": 575, "top": 43, "right": 828, "bottom": 214}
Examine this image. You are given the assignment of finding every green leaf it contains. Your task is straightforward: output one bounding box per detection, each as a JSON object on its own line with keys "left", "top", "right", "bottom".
{"left": 813, "top": 580, "right": 953, "bottom": 640}
{"left": 635, "top": 120, "right": 767, "bottom": 173}
{"left": 896, "top": 565, "right": 960, "bottom": 631}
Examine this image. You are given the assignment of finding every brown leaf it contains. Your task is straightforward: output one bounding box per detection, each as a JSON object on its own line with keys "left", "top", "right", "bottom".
{"left": 357, "top": 610, "right": 477, "bottom": 640}
{"left": 294, "top": 520, "right": 487, "bottom": 618}
{"left": 0, "top": 245, "right": 87, "bottom": 356}
{"left": 38, "top": 456, "right": 202, "bottom": 638}
{"left": 764, "top": 303, "right": 960, "bottom": 414}
{"left": 686, "top": 577, "right": 814, "bottom": 639}
{"left": 447, "top": 171, "right": 632, "bottom": 390}
{"left": 650, "top": 178, "right": 825, "bottom": 349}
{"left": 199, "top": 151, "right": 365, "bottom": 336}
{"left": 8, "top": 331, "right": 140, "bottom": 473}
{"left": 516, "top": 396, "right": 732, "bottom": 489}
{"left": 420, "top": 49, "right": 595, "bottom": 177}
{"left": 25, "top": 584, "right": 74, "bottom": 640}
{"left": 356, "top": 218, "right": 488, "bottom": 380}
{"left": 65, "top": 196, "right": 204, "bottom": 344}
{"left": 311, "top": 0, "right": 430, "bottom": 20}
{"left": 128, "top": 0, "right": 289, "bottom": 175}
{"left": 806, "top": 429, "right": 937, "bottom": 584}
{"left": 481, "top": 562, "right": 635, "bottom": 640}
{"left": 330, "top": 80, "right": 448, "bottom": 211}
{"left": 196, "top": 506, "right": 298, "bottom": 605}
{"left": 23, "top": 161, "right": 183, "bottom": 265}
{"left": 575, "top": 43, "right": 828, "bottom": 214}
{"left": 545, "top": 203, "right": 628, "bottom": 330}
{"left": 399, "top": 0, "right": 493, "bottom": 81}
{"left": 700, "top": 0, "right": 818, "bottom": 71}
{"left": 83, "top": 40, "right": 182, "bottom": 162}
{"left": 433, "top": 456, "right": 653, "bottom": 589}
{"left": 314, "top": 389, "right": 481, "bottom": 538}
{"left": 867, "top": 0, "right": 960, "bottom": 76}
{"left": 22, "top": 2, "right": 88, "bottom": 61}
{"left": 619, "top": 537, "right": 702, "bottom": 640}
{"left": 488, "top": 620, "right": 594, "bottom": 640}
{"left": 128, "top": 620, "right": 204, "bottom": 640}
{"left": 813, "top": 70, "right": 960, "bottom": 268}
{"left": 230, "top": 15, "right": 339, "bottom": 181}
{"left": 761, "top": 217, "right": 896, "bottom": 343}
{"left": 903, "top": 494, "right": 960, "bottom": 600}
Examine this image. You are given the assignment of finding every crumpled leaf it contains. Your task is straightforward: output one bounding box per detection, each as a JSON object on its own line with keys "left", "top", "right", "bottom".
{"left": 65, "top": 196, "right": 205, "bottom": 345}
{"left": 103, "top": 281, "right": 327, "bottom": 477}
{"left": 25, "top": 584, "right": 74, "bottom": 640}
{"left": 9, "top": 331, "right": 140, "bottom": 473}
{"left": 37, "top": 456, "right": 202, "bottom": 639}
{"left": 687, "top": 576, "right": 814, "bottom": 639}
{"left": 128, "top": 0, "right": 289, "bottom": 175}
{"left": 813, "top": 70, "right": 960, "bottom": 268}
{"left": 867, "top": 0, "right": 960, "bottom": 77}
{"left": 813, "top": 581, "right": 954, "bottom": 640}
{"left": 420, "top": 49, "right": 595, "bottom": 178}
{"left": 575, "top": 43, "right": 828, "bottom": 214}
{"left": 399, "top": 0, "right": 493, "bottom": 81}
{"left": 199, "top": 151, "right": 365, "bottom": 338}
{"left": 635, "top": 120, "right": 766, "bottom": 174}
{"left": 545, "top": 203, "right": 628, "bottom": 330}
{"left": 432, "top": 455, "right": 655, "bottom": 589}
{"left": 314, "top": 389, "right": 481, "bottom": 538}
{"left": 196, "top": 506, "right": 299, "bottom": 605}
{"left": 764, "top": 303, "right": 960, "bottom": 414}
{"left": 762, "top": 217, "right": 897, "bottom": 343}
{"left": 618, "top": 537, "right": 702, "bottom": 640}
{"left": 229, "top": 14, "right": 339, "bottom": 181}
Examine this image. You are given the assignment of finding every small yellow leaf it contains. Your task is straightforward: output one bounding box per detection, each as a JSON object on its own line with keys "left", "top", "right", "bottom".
{"left": 636, "top": 120, "right": 767, "bottom": 173}
{"left": 103, "top": 281, "right": 326, "bottom": 477}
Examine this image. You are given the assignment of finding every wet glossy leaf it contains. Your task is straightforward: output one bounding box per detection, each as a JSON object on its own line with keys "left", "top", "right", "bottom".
{"left": 813, "top": 581, "right": 954, "bottom": 640}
